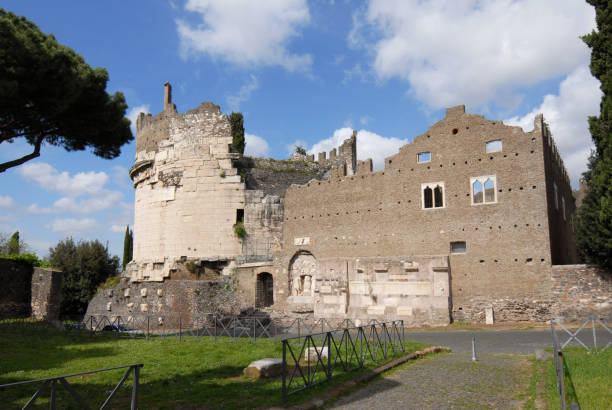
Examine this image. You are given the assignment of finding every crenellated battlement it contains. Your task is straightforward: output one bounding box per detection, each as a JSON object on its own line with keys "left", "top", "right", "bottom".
{"left": 315, "top": 130, "right": 358, "bottom": 177}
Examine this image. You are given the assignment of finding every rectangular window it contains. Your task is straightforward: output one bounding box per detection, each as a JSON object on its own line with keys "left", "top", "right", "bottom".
{"left": 236, "top": 209, "right": 244, "bottom": 224}
{"left": 422, "top": 182, "right": 445, "bottom": 209}
{"left": 417, "top": 152, "right": 431, "bottom": 163}
{"left": 486, "top": 140, "right": 502, "bottom": 153}
{"left": 471, "top": 176, "right": 497, "bottom": 205}
{"left": 450, "top": 241, "right": 466, "bottom": 254}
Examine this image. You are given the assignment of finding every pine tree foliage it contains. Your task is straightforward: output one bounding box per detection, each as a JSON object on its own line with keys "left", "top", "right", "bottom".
{"left": 575, "top": 0, "right": 612, "bottom": 269}
{"left": 49, "top": 238, "right": 119, "bottom": 317}
{"left": 229, "top": 112, "right": 245, "bottom": 155}
{"left": 0, "top": 9, "right": 133, "bottom": 173}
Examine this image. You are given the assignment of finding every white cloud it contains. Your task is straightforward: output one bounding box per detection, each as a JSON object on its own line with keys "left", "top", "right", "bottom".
{"left": 505, "top": 65, "right": 601, "bottom": 187}
{"left": 110, "top": 225, "right": 127, "bottom": 233}
{"left": 227, "top": 75, "right": 259, "bottom": 111}
{"left": 27, "top": 204, "right": 52, "bottom": 214}
{"left": 351, "top": 0, "right": 596, "bottom": 109}
{"left": 310, "top": 128, "right": 407, "bottom": 170}
{"left": 244, "top": 133, "right": 270, "bottom": 157}
{"left": 177, "top": 0, "right": 312, "bottom": 72}
{"left": 0, "top": 195, "right": 13, "bottom": 207}
{"left": 48, "top": 218, "right": 99, "bottom": 234}
{"left": 53, "top": 190, "right": 124, "bottom": 214}
{"left": 19, "top": 162, "right": 108, "bottom": 197}
{"left": 127, "top": 105, "right": 151, "bottom": 134}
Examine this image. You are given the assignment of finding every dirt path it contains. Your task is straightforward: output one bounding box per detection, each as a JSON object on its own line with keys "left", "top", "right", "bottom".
{"left": 329, "top": 352, "right": 532, "bottom": 410}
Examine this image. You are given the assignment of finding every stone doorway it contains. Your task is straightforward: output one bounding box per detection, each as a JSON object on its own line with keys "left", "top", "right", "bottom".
{"left": 256, "top": 272, "right": 274, "bottom": 307}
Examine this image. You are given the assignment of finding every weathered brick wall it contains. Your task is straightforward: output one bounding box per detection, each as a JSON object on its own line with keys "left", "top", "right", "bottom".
{"left": 85, "top": 276, "right": 245, "bottom": 323}
{"left": 551, "top": 264, "right": 612, "bottom": 321}
{"left": 542, "top": 120, "right": 577, "bottom": 265}
{"left": 0, "top": 260, "right": 62, "bottom": 320}
{"left": 31, "top": 268, "right": 62, "bottom": 321}
{"left": 0, "top": 259, "right": 32, "bottom": 319}
{"left": 277, "top": 106, "right": 558, "bottom": 322}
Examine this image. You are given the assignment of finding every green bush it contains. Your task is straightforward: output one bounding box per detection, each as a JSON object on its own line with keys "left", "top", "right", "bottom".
{"left": 233, "top": 222, "right": 246, "bottom": 239}
{"left": 1, "top": 253, "right": 52, "bottom": 268}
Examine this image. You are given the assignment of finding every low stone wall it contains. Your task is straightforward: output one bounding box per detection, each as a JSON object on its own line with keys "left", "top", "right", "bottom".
{"left": 31, "top": 268, "right": 62, "bottom": 321}
{"left": 451, "top": 297, "right": 553, "bottom": 323}
{"left": 550, "top": 264, "right": 612, "bottom": 321}
{"left": 85, "top": 276, "right": 245, "bottom": 324}
{"left": 0, "top": 259, "right": 32, "bottom": 319}
{"left": 0, "top": 259, "right": 62, "bottom": 320}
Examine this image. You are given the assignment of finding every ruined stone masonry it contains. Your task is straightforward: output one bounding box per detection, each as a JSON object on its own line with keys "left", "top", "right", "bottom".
{"left": 85, "top": 84, "right": 611, "bottom": 325}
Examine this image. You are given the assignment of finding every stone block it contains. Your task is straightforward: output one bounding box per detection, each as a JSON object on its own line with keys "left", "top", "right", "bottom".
{"left": 141, "top": 288, "right": 148, "bottom": 297}
{"left": 485, "top": 307, "right": 494, "bottom": 324}
{"left": 106, "top": 302, "right": 112, "bottom": 312}
{"left": 157, "top": 289, "right": 163, "bottom": 297}
{"left": 319, "top": 285, "right": 332, "bottom": 293}
{"left": 140, "top": 303, "right": 149, "bottom": 312}
{"left": 124, "top": 288, "right": 130, "bottom": 297}
{"left": 367, "top": 306, "right": 386, "bottom": 315}
{"left": 323, "top": 295, "right": 344, "bottom": 304}
{"left": 243, "top": 358, "right": 284, "bottom": 379}
{"left": 304, "top": 347, "right": 329, "bottom": 362}
{"left": 397, "top": 306, "right": 413, "bottom": 316}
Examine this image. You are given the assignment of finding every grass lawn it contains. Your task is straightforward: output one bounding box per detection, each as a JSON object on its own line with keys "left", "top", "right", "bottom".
{"left": 0, "top": 321, "right": 429, "bottom": 409}
{"left": 529, "top": 347, "right": 611, "bottom": 410}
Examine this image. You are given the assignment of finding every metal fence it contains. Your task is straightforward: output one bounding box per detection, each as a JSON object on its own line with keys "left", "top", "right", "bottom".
{"left": 281, "top": 320, "right": 405, "bottom": 404}
{"left": 0, "top": 364, "right": 143, "bottom": 409}
{"left": 550, "top": 316, "right": 611, "bottom": 410}
{"left": 78, "top": 314, "right": 384, "bottom": 342}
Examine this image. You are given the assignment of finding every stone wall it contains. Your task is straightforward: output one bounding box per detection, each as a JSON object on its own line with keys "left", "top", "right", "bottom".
{"left": 85, "top": 276, "right": 244, "bottom": 324}
{"left": 31, "top": 268, "right": 62, "bottom": 321}
{"left": 0, "top": 259, "right": 62, "bottom": 320}
{"left": 283, "top": 255, "right": 450, "bottom": 326}
{"left": 277, "top": 106, "right": 563, "bottom": 321}
{"left": 551, "top": 264, "right": 612, "bottom": 321}
{"left": 0, "top": 259, "right": 32, "bottom": 319}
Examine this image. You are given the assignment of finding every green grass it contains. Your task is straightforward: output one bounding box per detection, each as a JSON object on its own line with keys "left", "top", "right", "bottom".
{"left": 0, "top": 322, "right": 429, "bottom": 409}
{"left": 536, "top": 347, "right": 612, "bottom": 410}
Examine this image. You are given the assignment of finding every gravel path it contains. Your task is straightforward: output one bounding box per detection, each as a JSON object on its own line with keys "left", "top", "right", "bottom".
{"left": 329, "top": 352, "right": 531, "bottom": 410}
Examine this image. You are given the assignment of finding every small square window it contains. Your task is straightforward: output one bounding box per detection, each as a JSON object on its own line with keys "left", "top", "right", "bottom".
{"left": 417, "top": 152, "right": 431, "bottom": 163}
{"left": 236, "top": 209, "right": 244, "bottom": 224}
{"left": 486, "top": 140, "right": 502, "bottom": 153}
{"left": 451, "top": 241, "right": 466, "bottom": 254}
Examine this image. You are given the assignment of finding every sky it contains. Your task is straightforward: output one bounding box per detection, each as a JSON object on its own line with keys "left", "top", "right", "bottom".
{"left": 0, "top": 0, "right": 602, "bottom": 261}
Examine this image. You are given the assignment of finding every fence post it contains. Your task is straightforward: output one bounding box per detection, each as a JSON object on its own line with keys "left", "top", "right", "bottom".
{"left": 131, "top": 365, "right": 140, "bottom": 410}
{"left": 252, "top": 318, "right": 256, "bottom": 343}
{"left": 282, "top": 340, "right": 287, "bottom": 406}
{"left": 146, "top": 316, "right": 150, "bottom": 340}
{"left": 89, "top": 316, "right": 93, "bottom": 337}
{"left": 179, "top": 316, "right": 182, "bottom": 341}
{"left": 591, "top": 317, "right": 597, "bottom": 353}
{"left": 298, "top": 319, "right": 301, "bottom": 344}
{"left": 327, "top": 331, "right": 332, "bottom": 379}
{"left": 214, "top": 315, "right": 217, "bottom": 342}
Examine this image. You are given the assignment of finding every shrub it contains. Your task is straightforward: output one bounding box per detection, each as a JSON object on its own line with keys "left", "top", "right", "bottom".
{"left": 233, "top": 222, "right": 246, "bottom": 239}
{"left": 1, "top": 253, "right": 52, "bottom": 268}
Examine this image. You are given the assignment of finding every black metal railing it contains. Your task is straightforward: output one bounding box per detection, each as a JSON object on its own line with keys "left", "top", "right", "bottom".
{"left": 79, "top": 314, "right": 384, "bottom": 342}
{"left": 0, "top": 364, "right": 143, "bottom": 409}
{"left": 281, "top": 320, "right": 404, "bottom": 404}
{"left": 551, "top": 321, "right": 567, "bottom": 410}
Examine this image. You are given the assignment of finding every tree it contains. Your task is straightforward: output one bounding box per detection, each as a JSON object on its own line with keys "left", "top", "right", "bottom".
{"left": 0, "top": 9, "right": 133, "bottom": 173}
{"left": 294, "top": 145, "right": 307, "bottom": 156}
{"left": 49, "top": 238, "right": 120, "bottom": 317}
{"left": 229, "top": 112, "right": 245, "bottom": 155}
{"left": 122, "top": 225, "right": 133, "bottom": 271}
{"left": 0, "top": 230, "right": 29, "bottom": 255}
{"left": 575, "top": 0, "right": 612, "bottom": 269}
{"left": 7, "top": 231, "right": 20, "bottom": 255}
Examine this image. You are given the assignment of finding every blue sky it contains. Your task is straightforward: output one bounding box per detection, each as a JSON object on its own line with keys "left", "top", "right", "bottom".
{"left": 0, "top": 0, "right": 602, "bottom": 260}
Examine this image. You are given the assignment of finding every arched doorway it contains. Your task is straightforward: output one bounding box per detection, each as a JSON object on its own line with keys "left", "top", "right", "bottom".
{"left": 256, "top": 272, "right": 274, "bottom": 307}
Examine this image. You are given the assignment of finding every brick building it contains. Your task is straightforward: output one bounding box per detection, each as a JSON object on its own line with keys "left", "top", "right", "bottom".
{"left": 86, "top": 85, "right": 611, "bottom": 325}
